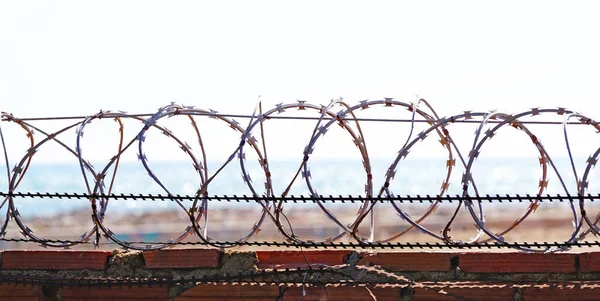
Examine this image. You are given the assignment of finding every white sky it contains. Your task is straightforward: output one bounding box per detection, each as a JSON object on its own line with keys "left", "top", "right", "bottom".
{"left": 1, "top": 1, "right": 600, "bottom": 162}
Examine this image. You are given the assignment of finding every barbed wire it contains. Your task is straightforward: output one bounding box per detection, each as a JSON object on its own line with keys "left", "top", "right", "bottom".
{"left": 2, "top": 192, "right": 600, "bottom": 203}
{"left": 2, "top": 99, "right": 600, "bottom": 252}
{"left": 5, "top": 111, "right": 600, "bottom": 125}
{"left": 4, "top": 236, "right": 600, "bottom": 250}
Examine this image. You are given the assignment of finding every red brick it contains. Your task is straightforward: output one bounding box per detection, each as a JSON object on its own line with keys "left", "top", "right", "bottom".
{"left": 175, "top": 283, "right": 279, "bottom": 300}
{"left": 358, "top": 252, "right": 454, "bottom": 272}
{"left": 412, "top": 285, "right": 514, "bottom": 301}
{"left": 458, "top": 252, "right": 577, "bottom": 273}
{"left": 523, "top": 282, "right": 600, "bottom": 301}
{"left": 60, "top": 286, "right": 168, "bottom": 300}
{"left": 1, "top": 251, "right": 111, "bottom": 270}
{"left": 283, "top": 286, "right": 402, "bottom": 301}
{"left": 256, "top": 250, "right": 350, "bottom": 269}
{"left": 579, "top": 252, "right": 600, "bottom": 273}
{"left": 0, "top": 284, "right": 39, "bottom": 301}
{"left": 176, "top": 284, "right": 404, "bottom": 301}
{"left": 142, "top": 249, "right": 220, "bottom": 269}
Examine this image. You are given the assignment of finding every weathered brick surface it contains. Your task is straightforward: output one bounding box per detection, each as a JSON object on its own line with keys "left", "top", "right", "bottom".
{"left": 458, "top": 252, "right": 577, "bottom": 273}
{"left": 256, "top": 250, "right": 350, "bottom": 269}
{"left": 283, "top": 286, "right": 402, "bottom": 301}
{"left": 0, "top": 284, "right": 40, "bottom": 301}
{"left": 142, "top": 249, "right": 220, "bottom": 268}
{"left": 60, "top": 286, "right": 169, "bottom": 300}
{"left": 358, "top": 252, "right": 454, "bottom": 271}
{"left": 579, "top": 252, "right": 600, "bottom": 273}
{"left": 1, "top": 251, "right": 111, "bottom": 270}
{"left": 413, "top": 284, "right": 514, "bottom": 301}
{"left": 522, "top": 283, "right": 600, "bottom": 301}
{"left": 175, "top": 283, "right": 279, "bottom": 300}
{"left": 4, "top": 250, "right": 600, "bottom": 300}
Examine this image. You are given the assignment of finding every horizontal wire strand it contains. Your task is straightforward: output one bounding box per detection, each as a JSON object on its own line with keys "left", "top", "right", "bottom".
{"left": 0, "top": 192, "right": 598, "bottom": 203}
{"left": 2, "top": 111, "right": 598, "bottom": 125}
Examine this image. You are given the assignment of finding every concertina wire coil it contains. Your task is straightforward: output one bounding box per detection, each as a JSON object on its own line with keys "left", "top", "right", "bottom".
{"left": 1, "top": 98, "right": 600, "bottom": 252}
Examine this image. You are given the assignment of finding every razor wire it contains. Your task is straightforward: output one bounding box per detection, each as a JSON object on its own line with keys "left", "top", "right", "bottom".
{"left": 2, "top": 99, "right": 600, "bottom": 252}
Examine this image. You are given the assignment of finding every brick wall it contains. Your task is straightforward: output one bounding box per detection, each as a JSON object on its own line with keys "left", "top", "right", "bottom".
{"left": 1, "top": 250, "right": 599, "bottom": 300}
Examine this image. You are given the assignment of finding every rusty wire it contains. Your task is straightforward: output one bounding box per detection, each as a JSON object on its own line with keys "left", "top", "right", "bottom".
{"left": 1, "top": 99, "right": 600, "bottom": 252}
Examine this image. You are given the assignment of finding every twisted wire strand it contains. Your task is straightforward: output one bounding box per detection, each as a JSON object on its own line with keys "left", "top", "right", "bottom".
{"left": 4, "top": 234, "right": 600, "bottom": 250}
{"left": 1, "top": 100, "right": 600, "bottom": 251}
{"left": 8, "top": 111, "right": 600, "bottom": 125}
{"left": 2, "top": 192, "right": 600, "bottom": 202}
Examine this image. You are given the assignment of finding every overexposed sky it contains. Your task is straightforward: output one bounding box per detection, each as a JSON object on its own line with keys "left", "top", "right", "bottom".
{"left": 1, "top": 1, "right": 600, "bottom": 162}
{"left": 2, "top": 1, "right": 600, "bottom": 114}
